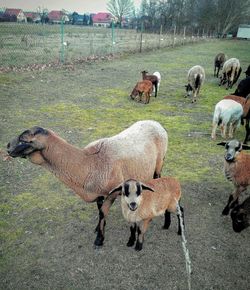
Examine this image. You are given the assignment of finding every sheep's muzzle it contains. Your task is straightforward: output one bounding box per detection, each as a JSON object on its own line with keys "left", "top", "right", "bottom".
{"left": 7, "top": 137, "right": 32, "bottom": 158}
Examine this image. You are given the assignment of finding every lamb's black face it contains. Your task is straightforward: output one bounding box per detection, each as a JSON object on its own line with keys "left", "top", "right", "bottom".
{"left": 185, "top": 84, "right": 192, "bottom": 93}
{"left": 223, "top": 140, "right": 242, "bottom": 162}
{"left": 231, "top": 207, "right": 249, "bottom": 233}
{"left": 7, "top": 127, "right": 47, "bottom": 158}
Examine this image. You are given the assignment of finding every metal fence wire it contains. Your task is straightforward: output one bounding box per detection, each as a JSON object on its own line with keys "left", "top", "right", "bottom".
{"left": 0, "top": 22, "right": 213, "bottom": 70}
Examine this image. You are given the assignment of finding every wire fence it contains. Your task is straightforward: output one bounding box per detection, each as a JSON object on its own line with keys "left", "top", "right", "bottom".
{"left": 0, "top": 22, "right": 215, "bottom": 71}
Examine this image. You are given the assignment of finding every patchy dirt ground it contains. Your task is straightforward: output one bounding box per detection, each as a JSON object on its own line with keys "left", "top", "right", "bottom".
{"left": 1, "top": 40, "right": 250, "bottom": 290}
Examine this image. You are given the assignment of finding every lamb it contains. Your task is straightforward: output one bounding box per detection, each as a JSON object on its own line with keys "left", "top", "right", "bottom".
{"left": 211, "top": 99, "right": 243, "bottom": 140}
{"left": 217, "top": 139, "right": 250, "bottom": 215}
{"left": 233, "top": 76, "right": 250, "bottom": 98}
{"left": 230, "top": 196, "right": 250, "bottom": 232}
{"left": 109, "top": 177, "right": 183, "bottom": 251}
{"left": 185, "top": 65, "right": 205, "bottom": 103}
{"left": 130, "top": 80, "right": 153, "bottom": 104}
{"left": 141, "top": 70, "right": 159, "bottom": 98}
{"left": 219, "top": 58, "right": 242, "bottom": 89}
{"left": 7, "top": 120, "right": 168, "bottom": 247}
{"left": 214, "top": 53, "right": 227, "bottom": 78}
{"left": 223, "top": 95, "right": 250, "bottom": 144}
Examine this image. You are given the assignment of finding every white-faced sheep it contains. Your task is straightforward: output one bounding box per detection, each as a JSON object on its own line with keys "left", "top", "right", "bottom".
{"left": 231, "top": 196, "right": 250, "bottom": 232}
{"left": 141, "top": 70, "right": 159, "bottom": 98}
{"left": 7, "top": 120, "right": 168, "bottom": 246}
{"left": 223, "top": 95, "right": 250, "bottom": 144}
{"left": 217, "top": 140, "right": 250, "bottom": 216}
{"left": 130, "top": 80, "right": 153, "bottom": 104}
{"left": 185, "top": 65, "right": 205, "bottom": 103}
{"left": 219, "top": 58, "right": 242, "bottom": 89}
{"left": 109, "top": 177, "right": 183, "bottom": 251}
{"left": 211, "top": 99, "right": 243, "bottom": 140}
{"left": 214, "top": 53, "right": 227, "bottom": 78}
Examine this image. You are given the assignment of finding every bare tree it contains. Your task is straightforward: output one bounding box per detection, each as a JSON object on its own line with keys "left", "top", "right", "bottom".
{"left": 107, "top": 0, "right": 135, "bottom": 27}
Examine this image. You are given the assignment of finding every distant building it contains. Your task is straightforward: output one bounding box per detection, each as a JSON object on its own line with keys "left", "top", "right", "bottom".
{"left": 237, "top": 24, "right": 250, "bottom": 39}
{"left": 92, "top": 12, "right": 113, "bottom": 28}
{"left": 3, "top": 8, "right": 27, "bottom": 22}
{"left": 48, "top": 10, "right": 69, "bottom": 24}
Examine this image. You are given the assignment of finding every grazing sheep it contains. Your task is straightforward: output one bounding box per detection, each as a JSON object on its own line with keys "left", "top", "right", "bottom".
{"left": 7, "top": 121, "right": 168, "bottom": 246}
{"left": 217, "top": 140, "right": 250, "bottom": 215}
{"left": 233, "top": 77, "right": 250, "bottom": 99}
{"left": 223, "top": 95, "right": 250, "bottom": 144}
{"left": 130, "top": 80, "right": 153, "bottom": 104}
{"left": 185, "top": 65, "right": 205, "bottom": 103}
{"left": 219, "top": 58, "right": 242, "bottom": 89}
{"left": 153, "top": 71, "right": 161, "bottom": 93}
{"left": 214, "top": 53, "right": 227, "bottom": 78}
{"left": 211, "top": 99, "right": 243, "bottom": 140}
{"left": 245, "top": 65, "right": 250, "bottom": 77}
{"left": 109, "top": 177, "right": 183, "bottom": 251}
{"left": 141, "top": 70, "right": 159, "bottom": 98}
{"left": 231, "top": 196, "right": 250, "bottom": 232}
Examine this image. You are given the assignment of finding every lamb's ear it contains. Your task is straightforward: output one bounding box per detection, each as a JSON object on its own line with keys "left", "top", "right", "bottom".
{"left": 141, "top": 183, "right": 154, "bottom": 192}
{"left": 109, "top": 184, "right": 123, "bottom": 195}
{"left": 242, "top": 144, "right": 250, "bottom": 150}
{"left": 217, "top": 141, "right": 227, "bottom": 147}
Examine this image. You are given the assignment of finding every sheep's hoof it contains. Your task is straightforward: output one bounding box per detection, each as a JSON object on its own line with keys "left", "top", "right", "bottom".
{"left": 222, "top": 207, "right": 230, "bottom": 216}
{"left": 135, "top": 241, "right": 143, "bottom": 251}
{"left": 94, "top": 236, "right": 104, "bottom": 247}
{"left": 127, "top": 239, "right": 135, "bottom": 247}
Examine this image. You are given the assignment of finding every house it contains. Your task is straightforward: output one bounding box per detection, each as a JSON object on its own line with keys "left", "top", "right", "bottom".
{"left": 3, "top": 8, "right": 27, "bottom": 22}
{"left": 24, "top": 12, "right": 41, "bottom": 23}
{"left": 237, "top": 24, "right": 250, "bottom": 39}
{"left": 48, "top": 10, "right": 69, "bottom": 24}
{"left": 92, "top": 12, "right": 113, "bottom": 28}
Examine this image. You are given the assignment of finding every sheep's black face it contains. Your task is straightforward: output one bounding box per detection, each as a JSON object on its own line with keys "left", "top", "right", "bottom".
{"left": 123, "top": 181, "right": 142, "bottom": 211}
{"left": 7, "top": 127, "right": 47, "bottom": 158}
{"left": 231, "top": 207, "right": 249, "bottom": 233}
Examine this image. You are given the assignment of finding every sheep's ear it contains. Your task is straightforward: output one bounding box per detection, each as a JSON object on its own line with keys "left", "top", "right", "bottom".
{"left": 217, "top": 141, "right": 227, "bottom": 147}
{"left": 141, "top": 183, "right": 154, "bottom": 192}
{"left": 109, "top": 185, "right": 123, "bottom": 195}
{"left": 242, "top": 144, "right": 250, "bottom": 150}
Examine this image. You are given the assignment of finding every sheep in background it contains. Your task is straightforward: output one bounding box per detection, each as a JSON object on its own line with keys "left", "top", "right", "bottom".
{"left": 217, "top": 140, "right": 250, "bottom": 215}
{"left": 130, "top": 80, "right": 153, "bottom": 104}
{"left": 233, "top": 77, "right": 250, "bottom": 99}
{"left": 141, "top": 70, "right": 159, "bottom": 98}
{"left": 185, "top": 65, "right": 205, "bottom": 103}
{"left": 109, "top": 177, "right": 183, "bottom": 251}
{"left": 211, "top": 99, "right": 243, "bottom": 140}
{"left": 153, "top": 71, "right": 161, "bottom": 94}
{"left": 7, "top": 120, "right": 168, "bottom": 247}
{"left": 223, "top": 95, "right": 250, "bottom": 144}
{"left": 214, "top": 53, "right": 227, "bottom": 78}
{"left": 231, "top": 196, "right": 250, "bottom": 233}
{"left": 219, "top": 58, "right": 242, "bottom": 89}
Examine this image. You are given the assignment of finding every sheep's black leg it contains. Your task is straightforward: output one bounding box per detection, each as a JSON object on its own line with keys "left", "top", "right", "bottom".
{"left": 127, "top": 223, "right": 137, "bottom": 247}
{"left": 243, "top": 119, "right": 250, "bottom": 144}
{"left": 177, "top": 205, "right": 184, "bottom": 235}
{"left": 94, "top": 196, "right": 104, "bottom": 233}
{"left": 153, "top": 172, "right": 161, "bottom": 179}
{"left": 163, "top": 210, "right": 171, "bottom": 229}
{"left": 135, "top": 226, "right": 143, "bottom": 251}
{"left": 222, "top": 195, "right": 234, "bottom": 215}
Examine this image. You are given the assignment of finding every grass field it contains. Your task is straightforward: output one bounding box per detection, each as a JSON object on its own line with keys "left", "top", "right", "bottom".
{"left": 0, "top": 39, "right": 250, "bottom": 290}
{"left": 0, "top": 23, "right": 205, "bottom": 67}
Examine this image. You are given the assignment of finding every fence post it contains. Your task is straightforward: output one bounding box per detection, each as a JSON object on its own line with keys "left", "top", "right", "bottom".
{"left": 60, "top": 19, "right": 65, "bottom": 63}
{"left": 139, "top": 21, "right": 144, "bottom": 53}
{"left": 158, "top": 24, "right": 163, "bottom": 49}
{"left": 112, "top": 20, "right": 115, "bottom": 47}
{"left": 173, "top": 25, "right": 176, "bottom": 47}
{"left": 183, "top": 26, "right": 186, "bottom": 44}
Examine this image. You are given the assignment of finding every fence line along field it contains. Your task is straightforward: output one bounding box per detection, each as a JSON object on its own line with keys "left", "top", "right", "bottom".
{"left": 0, "top": 22, "right": 208, "bottom": 68}
{"left": 1, "top": 39, "right": 250, "bottom": 290}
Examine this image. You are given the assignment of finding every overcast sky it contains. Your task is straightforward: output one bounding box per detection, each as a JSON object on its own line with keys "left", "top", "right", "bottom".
{"left": 0, "top": 0, "right": 142, "bottom": 13}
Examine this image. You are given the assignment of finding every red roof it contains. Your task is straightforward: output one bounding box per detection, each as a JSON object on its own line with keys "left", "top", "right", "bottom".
{"left": 48, "top": 10, "right": 64, "bottom": 21}
{"left": 24, "top": 12, "right": 40, "bottom": 19}
{"left": 4, "top": 8, "right": 22, "bottom": 16}
{"left": 92, "top": 12, "right": 112, "bottom": 23}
